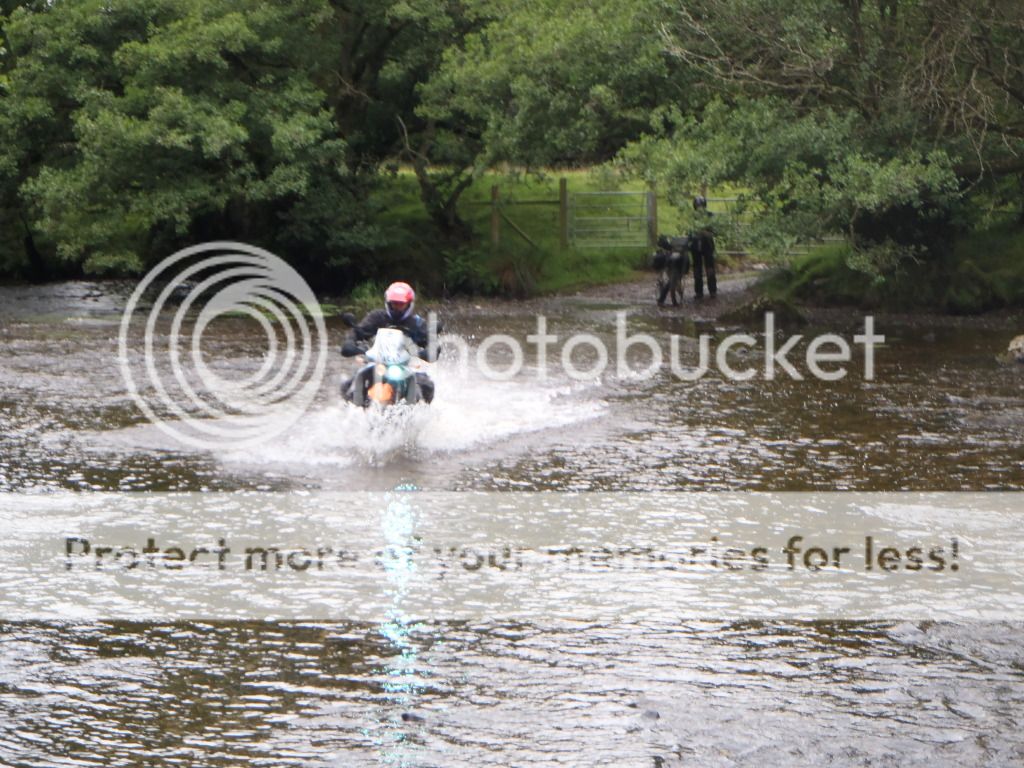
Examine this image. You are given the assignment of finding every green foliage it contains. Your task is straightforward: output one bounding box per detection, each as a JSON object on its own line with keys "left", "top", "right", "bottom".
{"left": 0, "top": 0, "right": 1021, "bottom": 307}
{"left": 347, "top": 280, "right": 385, "bottom": 314}
{"left": 422, "top": 0, "right": 686, "bottom": 168}
{"left": 761, "top": 244, "right": 881, "bottom": 307}
{"left": 1, "top": 0, "right": 377, "bottom": 275}
{"left": 0, "top": 0, "right": 472, "bottom": 280}
{"left": 619, "top": 0, "right": 1024, "bottom": 296}
{"left": 946, "top": 224, "right": 1024, "bottom": 312}
{"left": 764, "top": 222, "right": 1024, "bottom": 312}
{"left": 442, "top": 248, "right": 500, "bottom": 296}
{"left": 621, "top": 97, "right": 964, "bottom": 270}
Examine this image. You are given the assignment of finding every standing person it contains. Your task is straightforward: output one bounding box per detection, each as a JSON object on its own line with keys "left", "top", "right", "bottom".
{"left": 690, "top": 195, "right": 717, "bottom": 299}
{"left": 340, "top": 281, "right": 436, "bottom": 403}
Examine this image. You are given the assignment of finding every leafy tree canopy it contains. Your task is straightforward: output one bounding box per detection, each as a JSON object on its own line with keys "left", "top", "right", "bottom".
{"left": 0, "top": 0, "right": 382, "bottom": 276}
{"left": 423, "top": 0, "right": 688, "bottom": 168}
{"left": 0, "top": 0, "right": 1021, "bottom": 290}
{"left": 618, "top": 0, "right": 1024, "bottom": 270}
{"left": 0, "top": 0, "right": 475, "bottom": 279}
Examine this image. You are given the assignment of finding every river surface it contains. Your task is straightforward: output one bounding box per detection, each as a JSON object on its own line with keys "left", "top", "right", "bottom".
{"left": 1, "top": 280, "right": 1023, "bottom": 766}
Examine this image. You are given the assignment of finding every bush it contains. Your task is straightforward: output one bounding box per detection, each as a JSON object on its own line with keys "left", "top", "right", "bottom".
{"left": 442, "top": 249, "right": 500, "bottom": 296}
{"left": 347, "top": 280, "right": 384, "bottom": 314}
{"left": 762, "top": 223, "right": 1024, "bottom": 314}
{"left": 763, "top": 244, "right": 879, "bottom": 307}
{"left": 945, "top": 259, "right": 998, "bottom": 314}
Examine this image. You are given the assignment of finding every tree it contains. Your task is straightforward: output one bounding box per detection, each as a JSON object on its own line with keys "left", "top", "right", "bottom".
{"left": 628, "top": 0, "right": 1024, "bottom": 268}
{"left": 0, "top": 0, "right": 150, "bottom": 278}
{"left": 0, "top": 0, "right": 495, "bottom": 277}
{"left": 321, "top": 0, "right": 488, "bottom": 237}
{"left": 0, "top": 0, "right": 385, "bottom": 276}
{"left": 423, "top": 0, "right": 688, "bottom": 169}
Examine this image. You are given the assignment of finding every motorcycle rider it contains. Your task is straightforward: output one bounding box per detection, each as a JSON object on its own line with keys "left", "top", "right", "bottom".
{"left": 340, "top": 281, "right": 436, "bottom": 403}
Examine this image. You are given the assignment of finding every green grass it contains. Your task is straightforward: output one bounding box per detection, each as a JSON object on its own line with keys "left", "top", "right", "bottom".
{"left": 365, "top": 168, "right": 717, "bottom": 298}
{"left": 759, "top": 243, "right": 881, "bottom": 308}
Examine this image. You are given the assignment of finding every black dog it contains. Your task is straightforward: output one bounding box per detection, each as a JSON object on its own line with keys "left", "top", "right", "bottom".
{"left": 653, "top": 235, "right": 691, "bottom": 306}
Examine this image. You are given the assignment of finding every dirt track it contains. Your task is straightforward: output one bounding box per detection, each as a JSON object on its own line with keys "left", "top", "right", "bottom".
{"left": 564, "top": 271, "right": 762, "bottom": 322}
{"left": 436, "top": 268, "right": 1022, "bottom": 333}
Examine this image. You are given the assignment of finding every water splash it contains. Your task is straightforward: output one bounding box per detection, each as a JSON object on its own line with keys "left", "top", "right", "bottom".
{"left": 218, "top": 357, "right": 605, "bottom": 469}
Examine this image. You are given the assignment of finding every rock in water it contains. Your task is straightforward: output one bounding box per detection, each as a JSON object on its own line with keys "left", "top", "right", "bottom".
{"left": 1010, "top": 335, "right": 1024, "bottom": 364}
{"left": 720, "top": 295, "right": 807, "bottom": 328}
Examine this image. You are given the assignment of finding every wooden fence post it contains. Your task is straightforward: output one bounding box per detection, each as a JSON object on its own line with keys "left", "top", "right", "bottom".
{"left": 490, "top": 185, "right": 500, "bottom": 248}
{"left": 559, "top": 177, "right": 569, "bottom": 250}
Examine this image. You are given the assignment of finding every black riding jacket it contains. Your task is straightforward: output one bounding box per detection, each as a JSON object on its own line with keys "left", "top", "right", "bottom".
{"left": 349, "top": 308, "right": 437, "bottom": 359}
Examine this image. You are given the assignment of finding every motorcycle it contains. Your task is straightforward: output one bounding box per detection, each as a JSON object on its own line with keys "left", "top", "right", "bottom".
{"left": 340, "top": 314, "right": 432, "bottom": 407}
{"left": 651, "top": 234, "right": 691, "bottom": 307}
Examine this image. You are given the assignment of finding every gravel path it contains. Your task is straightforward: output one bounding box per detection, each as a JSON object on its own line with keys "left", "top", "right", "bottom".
{"left": 560, "top": 270, "right": 764, "bottom": 322}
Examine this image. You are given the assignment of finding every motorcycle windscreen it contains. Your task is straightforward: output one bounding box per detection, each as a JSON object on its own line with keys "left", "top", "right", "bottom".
{"left": 367, "top": 328, "right": 411, "bottom": 365}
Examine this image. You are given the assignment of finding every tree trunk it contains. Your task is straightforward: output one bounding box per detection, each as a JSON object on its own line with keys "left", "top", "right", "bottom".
{"left": 413, "top": 168, "right": 473, "bottom": 240}
{"left": 19, "top": 210, "right": 49, "bottom": 282}
{"left": 396, "top": 115, "right": 476, "bottom": 240}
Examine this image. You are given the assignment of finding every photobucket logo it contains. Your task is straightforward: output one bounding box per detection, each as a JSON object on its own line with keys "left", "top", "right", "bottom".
{"left": 118, "top": 242, "right": 328, "bottom": 450}
{"left": 441, "top": 312, "right": 884, "bottom": 383}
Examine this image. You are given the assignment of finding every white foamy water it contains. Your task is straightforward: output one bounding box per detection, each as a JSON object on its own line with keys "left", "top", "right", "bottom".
{"left": 219, "top": 358, "right": 605, "bottom": 468}
{"left": 90, "top": 353, "right": 606, "bottom": 474}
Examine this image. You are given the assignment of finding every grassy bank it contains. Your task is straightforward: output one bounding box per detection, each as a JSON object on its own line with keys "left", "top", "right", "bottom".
{"left": 363, "top": 169, "right": 716, "bottom": 299}
{"left": 760, "top": 222, "right": 1024, "bottom": 315}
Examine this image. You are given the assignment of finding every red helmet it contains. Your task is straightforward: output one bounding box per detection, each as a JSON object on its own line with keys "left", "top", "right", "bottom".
{"left": 385, "top": 282, "right": 415, "bottom": 304}
{"left": 385, "top": 281, "right": 415, "bottom": 319}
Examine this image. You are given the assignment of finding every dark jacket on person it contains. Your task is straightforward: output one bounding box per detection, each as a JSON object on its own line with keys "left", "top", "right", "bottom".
{"left": 689, "top": 212, "right": 717, "bottom": 298}
{"left": 352, "top": 308, "right": 431, "bottom": 351}
{"left": 341, "top": 307, "right": 439, "bottom": 403}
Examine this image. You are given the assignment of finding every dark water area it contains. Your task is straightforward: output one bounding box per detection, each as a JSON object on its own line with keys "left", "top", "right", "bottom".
{"left": 3, "top": 620, "right": 1023, "bottom": 767}
{"left": 1, "top": 280, "right": 1023, "bottom": 765}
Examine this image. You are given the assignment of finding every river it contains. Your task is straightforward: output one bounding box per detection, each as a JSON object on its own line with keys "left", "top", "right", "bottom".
{"left": 1, "top": 279, "right": 1022, "bottom": 766}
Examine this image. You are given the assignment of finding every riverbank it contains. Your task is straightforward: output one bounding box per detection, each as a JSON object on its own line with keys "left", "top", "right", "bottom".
{"left": 755, "top": 223, "right": 1024, "bottom": 316}
{"left": 433, "top": 268, "right": 1024, "bottom": 337}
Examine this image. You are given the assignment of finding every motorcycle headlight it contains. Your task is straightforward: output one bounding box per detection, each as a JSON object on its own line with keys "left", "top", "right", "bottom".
{"left": 385, "top": 364, "right": 407, "bottom": 382}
